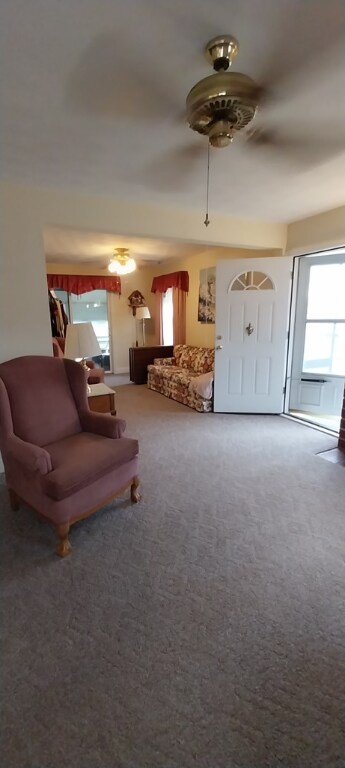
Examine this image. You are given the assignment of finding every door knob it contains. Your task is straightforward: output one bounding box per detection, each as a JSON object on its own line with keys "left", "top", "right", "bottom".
{"left": 216, "top": 344, "right": 223, "bottom": 350}
{"left": 245, "top": 323, "right": 254, "bottom": 336}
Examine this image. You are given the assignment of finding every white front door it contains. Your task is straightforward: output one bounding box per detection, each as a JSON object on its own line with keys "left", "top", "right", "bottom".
{"left": 214, "top": 257, "right": 292, "bottom": 413}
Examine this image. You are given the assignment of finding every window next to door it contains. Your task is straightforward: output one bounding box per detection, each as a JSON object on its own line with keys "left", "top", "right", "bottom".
{"left": 302, "top": 262, "right": 345, "bottom": 377}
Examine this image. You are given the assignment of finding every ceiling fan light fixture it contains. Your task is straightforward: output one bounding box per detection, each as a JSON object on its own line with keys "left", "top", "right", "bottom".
{"left": 108, "top": 248, "right": 136, "bottom": 275}
{"left": 209, "top": 120, "right": 234, "bottom": 148}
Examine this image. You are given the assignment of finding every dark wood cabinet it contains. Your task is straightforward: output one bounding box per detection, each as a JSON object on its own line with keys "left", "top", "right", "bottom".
{"left": 129, "top": 345, "right": 174, "bottom": 384}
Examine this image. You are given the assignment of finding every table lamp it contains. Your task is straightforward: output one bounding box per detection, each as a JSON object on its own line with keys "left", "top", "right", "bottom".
{"left": 64, "top": 322, "right": 101, "bottom": 393}
{"left": 136, "top": 306, "right": 151, "bottom": 346}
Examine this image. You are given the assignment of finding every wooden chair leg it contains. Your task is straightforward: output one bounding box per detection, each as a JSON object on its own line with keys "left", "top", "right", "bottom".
{"left": 56, "top": 523, "right": 71, "bottom": 557}
{"left": 130, "top": 476, "right": 141, "bottom": 503}
{"left": 8, "top": 488, "right": 21, "bottom": 511}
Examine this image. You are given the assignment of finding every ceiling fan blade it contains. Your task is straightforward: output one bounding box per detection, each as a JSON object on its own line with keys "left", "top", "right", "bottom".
{"left": 244, "top": 127, "right": 345, "bottom": 168}
{"left": 256, "top": 0, "right": 345, "bottom": 100}
{"left": 139, "top": 142, "right": 206, "bottom": 191}
{"left": 66, "top": 31, "right": 180, "bottom": 120}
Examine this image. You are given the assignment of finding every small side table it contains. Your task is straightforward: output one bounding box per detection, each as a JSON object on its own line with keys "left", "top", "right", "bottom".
{"left": 88, "top": 383, "right": 116, "bottom": 415}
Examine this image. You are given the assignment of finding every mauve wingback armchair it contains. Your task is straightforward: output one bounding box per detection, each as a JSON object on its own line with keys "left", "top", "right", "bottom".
{"left": 0, "top": 356, "right": 140, "bottom": 557}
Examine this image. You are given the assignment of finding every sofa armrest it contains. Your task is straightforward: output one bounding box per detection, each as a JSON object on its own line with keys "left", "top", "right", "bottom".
{"left": 86, "top": 359, "right": 96, "bottom": 370}
{"left": 80, "top": 410, "right": 126, "bottom": 438}
{"left": 6, "top": 435, "right": 52, "bottom": 475}
{"left": 153, "top": 357, "right": 176, "bottom": 366}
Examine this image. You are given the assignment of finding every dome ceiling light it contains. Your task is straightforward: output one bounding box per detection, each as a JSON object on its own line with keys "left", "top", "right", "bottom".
{"left": 108, "top": 248, "right": 136, "bottom": 275}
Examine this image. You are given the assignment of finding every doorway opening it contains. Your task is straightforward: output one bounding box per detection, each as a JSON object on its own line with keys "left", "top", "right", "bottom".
{"left": 55, "top": 289, "right": 112, "bottom": 371}
{"left": 287, "top": 249, "right": 345, "bottom": 433}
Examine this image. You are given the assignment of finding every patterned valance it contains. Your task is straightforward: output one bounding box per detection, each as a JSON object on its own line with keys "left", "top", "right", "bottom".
{"left": 151, "top": 271, "right": 189, "bottom": 294}
{"left": 47, "top": 274, "right": 121, "bottom": 295}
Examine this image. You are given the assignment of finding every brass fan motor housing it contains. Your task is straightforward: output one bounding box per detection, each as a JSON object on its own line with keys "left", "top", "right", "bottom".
{"left": 186, "top": 71, "right": 259, "bottom": 145}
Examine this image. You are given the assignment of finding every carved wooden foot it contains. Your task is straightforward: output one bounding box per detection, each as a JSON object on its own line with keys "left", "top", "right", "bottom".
{"left": 56, "top": 523, "right": 72, "bottom": 557}
{"left": 130, "top": 476, "right": 141, "bottom": 503}
{"left": 8, "top": 488, "right": 21, "bottom": 511}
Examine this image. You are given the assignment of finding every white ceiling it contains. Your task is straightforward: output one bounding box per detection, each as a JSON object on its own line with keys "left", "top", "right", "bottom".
{"left": 1, "top": 0, "right": 345, "bottom": 222}
{"left": 44, "top": 227, "right": 225, "bottom": 267}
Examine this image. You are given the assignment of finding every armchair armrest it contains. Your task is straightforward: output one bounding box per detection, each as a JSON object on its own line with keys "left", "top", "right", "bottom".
{"left": 153, "top": 357, "right": 176, "bottom": 366}
{"left": 80, "top": 410, "right": 126, "bottom": 438}
{"left": 6, "top": 435, "right": 52, "bottom": 475}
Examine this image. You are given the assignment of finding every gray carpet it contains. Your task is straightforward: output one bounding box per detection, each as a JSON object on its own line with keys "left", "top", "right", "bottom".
{"left": 1, "top": 385, "right": 345, "bottom": 768}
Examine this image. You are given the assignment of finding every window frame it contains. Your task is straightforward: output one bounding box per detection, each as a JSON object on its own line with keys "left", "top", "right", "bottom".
{"left": 293, "top": 253, "right": 345, "bottom": 380}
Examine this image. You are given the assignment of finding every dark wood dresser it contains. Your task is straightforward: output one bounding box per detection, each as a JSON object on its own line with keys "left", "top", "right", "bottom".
{"left": 129, "top": 345, "right": 174, "bottom": 384}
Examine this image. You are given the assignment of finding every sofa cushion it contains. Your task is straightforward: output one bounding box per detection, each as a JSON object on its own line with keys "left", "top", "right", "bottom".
{"left": 43, "top": 432, "right": 139, "bottom": 500}
{"left": 173, "top": 345, "right": 214, "bottom": 374}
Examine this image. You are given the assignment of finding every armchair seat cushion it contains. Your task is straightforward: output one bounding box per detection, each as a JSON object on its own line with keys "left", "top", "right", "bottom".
{"left": 43, "top": 433, "right": 139, "bottom": 501}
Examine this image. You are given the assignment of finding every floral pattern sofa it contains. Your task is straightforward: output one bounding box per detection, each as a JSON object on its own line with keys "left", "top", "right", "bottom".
{"left": 147, "top": 344, "right": 215, "bottom": 412}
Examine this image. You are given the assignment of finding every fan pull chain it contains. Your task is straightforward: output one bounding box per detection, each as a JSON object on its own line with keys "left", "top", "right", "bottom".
{"left": 204, "top": 141, "right": 210, "bottom": 227}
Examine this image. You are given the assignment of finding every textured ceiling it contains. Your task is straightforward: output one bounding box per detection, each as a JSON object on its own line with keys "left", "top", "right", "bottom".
{"left": 1, "top": 0, "right": 345, "bottom": 221}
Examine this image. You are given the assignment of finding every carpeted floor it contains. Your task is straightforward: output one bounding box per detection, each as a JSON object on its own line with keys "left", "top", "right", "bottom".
{"left": 1, "top": 385, "right": 345, "bottom": 768}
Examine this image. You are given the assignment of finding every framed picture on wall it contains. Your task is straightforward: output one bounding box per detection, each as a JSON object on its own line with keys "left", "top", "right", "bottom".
{"left": 198, "top": 267, "right": 216, "bottom": 324}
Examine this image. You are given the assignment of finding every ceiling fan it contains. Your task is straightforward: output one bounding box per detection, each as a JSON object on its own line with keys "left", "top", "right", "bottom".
{"left": 185, "top": 34, "right": 343, "bottom": 158}
{"left": 138, "top": 27, "right": 344, "bottom": 209}
{"left": 186, "top": 35, "right": 260, "bottom": 149}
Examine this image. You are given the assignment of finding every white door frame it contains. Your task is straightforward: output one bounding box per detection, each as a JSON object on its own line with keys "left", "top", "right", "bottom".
{"left": 285, "top": 247, "right": 345, "bottom": 421}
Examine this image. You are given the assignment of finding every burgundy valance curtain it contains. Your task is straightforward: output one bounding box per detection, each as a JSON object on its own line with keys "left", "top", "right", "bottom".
{"left": 47, "top": 274, "right": 121, "bottom": 295}
{"left": 151, "top": 271, "right": 189, "bottom": 294}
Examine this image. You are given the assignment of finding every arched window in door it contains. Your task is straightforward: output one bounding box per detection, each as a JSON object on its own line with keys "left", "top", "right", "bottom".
{"left": 229, "top": 271, "right": 274, "bottom": 291}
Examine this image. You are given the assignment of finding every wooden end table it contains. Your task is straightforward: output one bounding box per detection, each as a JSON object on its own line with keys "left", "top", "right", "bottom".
{"left": 88, "top": 383, "right": 116, "bottom": 415}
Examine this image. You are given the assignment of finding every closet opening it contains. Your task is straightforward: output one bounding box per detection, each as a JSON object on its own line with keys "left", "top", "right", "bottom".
{"left": 55, "top": 289, "right": 112, "bottom": 371}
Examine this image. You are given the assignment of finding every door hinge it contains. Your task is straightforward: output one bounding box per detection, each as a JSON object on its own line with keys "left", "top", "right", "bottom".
{"left": 283, "top": 385, "right": 286, "bottom": 395}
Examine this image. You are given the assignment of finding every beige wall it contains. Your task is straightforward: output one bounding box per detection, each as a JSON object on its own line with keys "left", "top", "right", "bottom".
{"left": 47, "top": 262, "right": 156, "bottom": 372}
{"left": 0, "top": 186, "right": 52, "bottom": 362}
{"left": 286, "top": 205, "right": 345, "bottom": 255}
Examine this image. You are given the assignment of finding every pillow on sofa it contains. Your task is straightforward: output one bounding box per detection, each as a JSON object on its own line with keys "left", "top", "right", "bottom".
{"left": 189, "top": 371, "right": 213, "bottom": 400}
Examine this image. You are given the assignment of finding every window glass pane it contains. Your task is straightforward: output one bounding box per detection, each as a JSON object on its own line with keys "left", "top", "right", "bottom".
{"left": 230, "top": 272, "right": 273, "bottom": 291}
{"left": 251, "top": 271, "right": 273, "bottom": 289}
{"left": 259, "top": 276, "right": 274, "bottom": 290}
{"left": 307, "top": 263, "right": 345, "bottom": 320}
{"left": 231, "top": 279, "right": 245, "bottom": 291}
{"left": 70, "top": 290, "right": 111, "bottom": 371}
{"left": 162, "top": 288, "right": 173, "bottom": 346}
{"left": 303, "top": 322, "right": 345, "bottom": 375}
